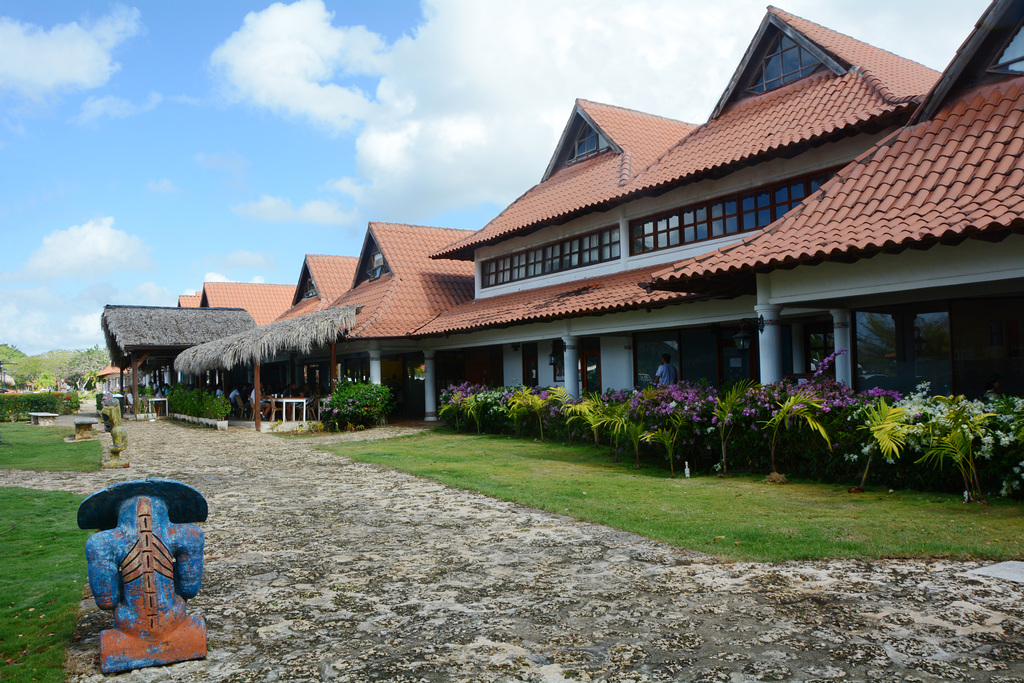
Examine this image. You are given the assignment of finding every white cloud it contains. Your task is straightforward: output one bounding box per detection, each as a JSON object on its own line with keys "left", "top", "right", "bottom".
{"left": 21, "top": 217, "right": 152, "bottom": 280}
{"left": 145, "top": 178, "right": 178, "bottom": 193}
{"left": 132, "top": 281, "right": 172, "bottom": 305}
{"left": 203, "top": 272, "right": 230, "bottom": 283}
{"left": 210, "top": 0, "right": 384, "bottom": 133}
{"left": 212, "top": 0, "right": 986, "bottom": 226}
{"left": 0, "top": 6, "right": 142, "bottom": 99}
{"left": 0, "top": 288, "right": 105, "bottom": 353}
{"left": 230, "top": 195, "right": 356, "bottom": 226}
{"left": 75, "top": 91, "right": 162, "bottom": 124}
{"left": 220, "top": 250, "right": 277, "bottom": 270}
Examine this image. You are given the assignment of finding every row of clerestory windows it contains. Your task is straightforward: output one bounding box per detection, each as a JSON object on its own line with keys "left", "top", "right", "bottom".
{"left": 482, "top": 226, "right": 620, "bottom": 288}
{"left": 629, "top": 169, "right": 837, "bottom": 256}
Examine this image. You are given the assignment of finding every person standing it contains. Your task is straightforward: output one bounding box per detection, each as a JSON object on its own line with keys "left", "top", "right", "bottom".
{"left": 655, "top": 353, "right": 677, "bottom": 386}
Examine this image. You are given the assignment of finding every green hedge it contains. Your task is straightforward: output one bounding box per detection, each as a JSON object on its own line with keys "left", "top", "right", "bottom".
{"left": 166, "top": 386, "right": 231, "bottom": 420}
{"left": 0, "top": 392, "right": 81, "bottom": 422}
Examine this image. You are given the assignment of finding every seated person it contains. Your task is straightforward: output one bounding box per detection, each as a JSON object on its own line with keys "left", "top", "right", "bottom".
{"left": 228, "top": 386, "right": 242, "bottom": 416}
{"left": 250, "top": 384, "right": 274, "bottom": 420}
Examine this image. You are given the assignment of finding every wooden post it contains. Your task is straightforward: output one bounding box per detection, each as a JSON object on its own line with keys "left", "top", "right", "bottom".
{"left": 131, "top": 352, "right": 139, "bottom": 422}
{"left": 254, "top": 363, "right": 262, "bottom": 432}
{"left": 330, "top": 342, "right": 337, "bottom": 391}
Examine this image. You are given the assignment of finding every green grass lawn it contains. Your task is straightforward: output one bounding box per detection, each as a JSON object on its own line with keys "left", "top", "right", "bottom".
{"left": 0, "top": 488, "right": 91, "bottom": 683}
{"left": 0, "top": 423, "right": 99, "bottom": 681}
{"left": 0, "top": 423, "right": 101, "bottom": 471}
{"left": 322, "top": 430, "right": 1024, "bottom": 563}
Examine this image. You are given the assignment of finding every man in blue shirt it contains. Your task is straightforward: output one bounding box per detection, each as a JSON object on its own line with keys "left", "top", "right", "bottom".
{"left": 655, "top": 353, "right": 677, "bottom": 386}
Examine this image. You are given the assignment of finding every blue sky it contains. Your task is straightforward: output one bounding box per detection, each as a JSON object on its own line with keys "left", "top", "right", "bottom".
{"left": 0, "top": 0, "right": 990, "bottom": 355}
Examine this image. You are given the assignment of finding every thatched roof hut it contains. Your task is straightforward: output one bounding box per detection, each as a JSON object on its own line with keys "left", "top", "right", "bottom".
{"left": 102, "top": 305, "right": 257, "bottom": 368}
{"left": 174, "top": 305, "right": 359, "bottom": 374}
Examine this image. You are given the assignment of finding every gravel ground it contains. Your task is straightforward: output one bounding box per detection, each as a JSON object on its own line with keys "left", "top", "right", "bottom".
{"left": 5, "top": 416, "right": 1024, "bottom": 682}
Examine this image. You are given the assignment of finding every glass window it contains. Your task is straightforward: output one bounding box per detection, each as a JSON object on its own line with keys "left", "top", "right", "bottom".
{"left": 573, "top": 125, "right": 599, "bottom": 159}
{"left": 855, "top": 308, "right": 951, "bottom": 396}
{"left": 950, "top": 297, "right": 1024, "bottom": 399}
{"left": 995, "top": 26, "right": 1024, "bottom": 71}
{"left": 750, "top": 32, "right": 822, "bottom": 94}
{"left": 634, "top": 331, "right": 680, "bottom": 387}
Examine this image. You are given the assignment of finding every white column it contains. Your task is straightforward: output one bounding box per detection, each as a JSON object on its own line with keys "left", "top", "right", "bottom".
{"left": 562, "top": 335, "right": 581, "bottom": 398}
{"left": 755, "top": 304, "right": 783, "bottom": 384}
{"left": 831, "top": 308, "right": 853, "bottom": 386}
{"left": 369, "top": 343, "right": 382, "bottom": 385}
{"left": 423, "top": 349, "right": 437, "bottom": 422}
{"left": 790, "top": 322, "right": 805, "bottom": 375}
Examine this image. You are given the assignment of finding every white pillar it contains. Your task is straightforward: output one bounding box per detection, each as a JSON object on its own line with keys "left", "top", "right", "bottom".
{"left": 562, "top": 335, "right": 581, "bottom": 398}
{"left": 831, "top": 308, "right": 853, "bottom": 386}
{"left": 423, "top": 349, "right": 437, "bottom": 422}
{"left": 790, "top": 322, "right": 805, "bottom": 375}
{"left": 755, "top": 304, "right": 783, "bottom": 384}
{"left": 369, "top": 343, "right": 382, "bottom": 385}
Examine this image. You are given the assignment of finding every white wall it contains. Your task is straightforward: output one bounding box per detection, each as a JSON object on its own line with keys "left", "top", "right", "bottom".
{"left": 502, "top": 344, "right": 522, "bottom": 387}
{"left": 600, "top": 336, "right": 634, "bottom": 391}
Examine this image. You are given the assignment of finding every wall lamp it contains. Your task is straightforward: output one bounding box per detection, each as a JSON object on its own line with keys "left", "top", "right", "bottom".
{"left": 732, "top": 315, "right": 766, "bottom": 351}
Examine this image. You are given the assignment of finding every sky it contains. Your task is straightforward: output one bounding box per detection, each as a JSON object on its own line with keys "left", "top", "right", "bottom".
{"left": 0, "top": 0, "right": 991, "bottom": 355}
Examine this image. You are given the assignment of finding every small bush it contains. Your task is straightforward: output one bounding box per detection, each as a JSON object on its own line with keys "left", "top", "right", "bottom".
{"left": 322, "top": 383, "right": 394, "bottom": 430}
{"left": 0, "top": 392, "right": 80, "bottom": 421}
{"left": 166, "top": 386, "right": 231, "bottom": 420}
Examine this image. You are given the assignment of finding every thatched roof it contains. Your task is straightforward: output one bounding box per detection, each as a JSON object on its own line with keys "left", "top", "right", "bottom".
{"left": 174, "top": 306, "right": 359, "bottom": 374}
{"left": 102, "top": 305, "right": 257, "bottom": 367}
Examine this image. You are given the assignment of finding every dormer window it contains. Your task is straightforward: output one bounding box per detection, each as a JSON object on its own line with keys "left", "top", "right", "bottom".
{"left": 993, "top": 23, "right": 1024, "bottom": 72}
{"left": 573, "top": 125, "right": 599, "bottom": 160}
{"left": 303, "top": 278, "right": 318, "bottom": 299}
{"left": 367, "top": 250, "right": 388, "bottom": 281}
{"left": 749, "top": 33, "right": 822, "bottom": 94}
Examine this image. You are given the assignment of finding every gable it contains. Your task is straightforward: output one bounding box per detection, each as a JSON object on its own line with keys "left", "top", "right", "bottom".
{"left": 542, "top": 104, "right": 621, "bottom": 181}
{"left": 713, "top": 11, "right": 845, "bottom": 119}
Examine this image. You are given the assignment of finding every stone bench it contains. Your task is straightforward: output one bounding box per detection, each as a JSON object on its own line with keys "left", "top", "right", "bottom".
{"left": 28, "top": 412, "right": 59, "bottom": 426}
{"left": 72, "top": 417, "right": 99, "bottom": 441}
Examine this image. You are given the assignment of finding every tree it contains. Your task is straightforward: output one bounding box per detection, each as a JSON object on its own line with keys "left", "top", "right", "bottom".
{"left": 60, "top": 347, "right": 110, "bottom": 391}
{"left": 854, "top": 398, "right": 907, "bottom": 491}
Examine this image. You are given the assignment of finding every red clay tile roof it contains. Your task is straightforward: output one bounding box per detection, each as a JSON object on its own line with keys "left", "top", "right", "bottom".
{"left": 305, "top": 254, "right": 358, "bottom": 302}
{"left": 432, "top": 101, "right": 696, "bottom": 259}
{"left": 200, "top": 282, "right": 296, "bottom": 326}
{"left": 330, "top": 223, "right": 475, "bottom": 338}
{"left": 767, "top": 7, "right": 938, "bottom": 104}
{"left": 177, "top": 293, "right": 201, "bottom": 308}
{"left": 651, "top": 75, "right": 1024, "bottom": 287}
{"left": 418, "top": 262, "right": 694, "bottom": 337}
{"left": 276, "top": 255, "right": 358, "bottom": 322}
{"left": 433, "top": 8, "right": 939, "bottom": 262}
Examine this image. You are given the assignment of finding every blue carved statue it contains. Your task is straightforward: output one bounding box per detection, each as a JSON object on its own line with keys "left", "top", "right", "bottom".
{"left": 78, "top": 479, "right": 208, "bottom": 674}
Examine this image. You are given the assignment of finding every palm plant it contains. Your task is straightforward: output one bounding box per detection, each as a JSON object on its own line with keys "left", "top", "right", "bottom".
{"left": 622, "top": 418, "right": 647, "bottom": 469}
{"left": 916, "top": 395, "right": 994, "bottom": 503}
{"left": 439, "top": 389, "right": 467, "bottom": 432}
{"left": 505, "top": 387, "right": 551, "bottom": 440}
{"left": 854, "top": 398, "right": 906, "bottom": 491}
{"left": 464, "top": 394, "right": 483, "bottom": 434}
{"left": 562, "top": 393, "right": 606, "bottom": 448}
{"left": 642, "top": 411, "right": 687, "bottom": 476}
{"left": 760, "top": 388, "right": 831, "bottom": 483}
{"left": 713, "top": 379, "right": 757, "bottom": 476}
{"left": 601, "top": 402, "right": 630, "bottom": 460}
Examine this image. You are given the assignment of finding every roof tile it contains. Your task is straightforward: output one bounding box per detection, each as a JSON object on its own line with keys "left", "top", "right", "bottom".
{"left": 652, "top": 75, "right": 1024, "bottom": 287}
{"left": 200, "top": 282, "right": 295, "bottom": 326}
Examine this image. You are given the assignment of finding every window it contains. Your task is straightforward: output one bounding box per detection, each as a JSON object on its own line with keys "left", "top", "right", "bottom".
{"left": 367, "top": 250, "right": 388, "bottom": 280}
{"left": 993, "top": 24, "right": 1024, "bottom": 72}
{"left": 630, "top": 169, "right": 835, "bottom": 256}
{"left": 750, "top": 33, "right": 822, "bottom": 94}
{"left": 573, "top": 124, "right": 599, "bottom": 159}
{"left": 482, "top": 226, "right": 620, "bottom": 288}
{"left": 303, "top": 278, "right": 318, "bottom": 299}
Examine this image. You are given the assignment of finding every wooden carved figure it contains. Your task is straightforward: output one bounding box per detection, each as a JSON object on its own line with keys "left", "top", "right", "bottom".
{"left": 78, "top": 479, "right": 208, "bottom": 674}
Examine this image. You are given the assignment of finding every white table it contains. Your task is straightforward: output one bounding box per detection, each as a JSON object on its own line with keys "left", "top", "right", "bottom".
{"left": 145, "top": 397, "right": 168, "bottom": 416}
{"left": 274, "top": 397, "right": 307, "bottom": 422}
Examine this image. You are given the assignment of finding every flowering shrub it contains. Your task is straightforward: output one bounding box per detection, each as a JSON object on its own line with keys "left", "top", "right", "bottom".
{"left": 322, "top": 382, "right": 394, "bottom": 430}
{"left": 436, "top": 355, "right": 1023, "bottom": 498}
{"left": 0, "top": 391, "right": 81, "bottom": 421}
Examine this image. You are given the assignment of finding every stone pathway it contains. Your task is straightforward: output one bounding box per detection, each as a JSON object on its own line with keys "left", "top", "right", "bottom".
{"left": 6, "top": 419, "right": 1024, "bottom": 682}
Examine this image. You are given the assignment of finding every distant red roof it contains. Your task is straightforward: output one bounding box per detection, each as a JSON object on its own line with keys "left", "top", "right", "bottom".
{"left": 331, "top": 223, "right": 475, "bottom": 338}
{"left": 652, "top": 75, "right": 1024, "bottom": 287}
{"left": 433, "top": 7, "right": 939, "bottom": 261}
{"left": 177, "top": 293, "right": 201, "bottom": 308}
{"left": 200, "top": 282, "right": 295, "bottom": 326}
